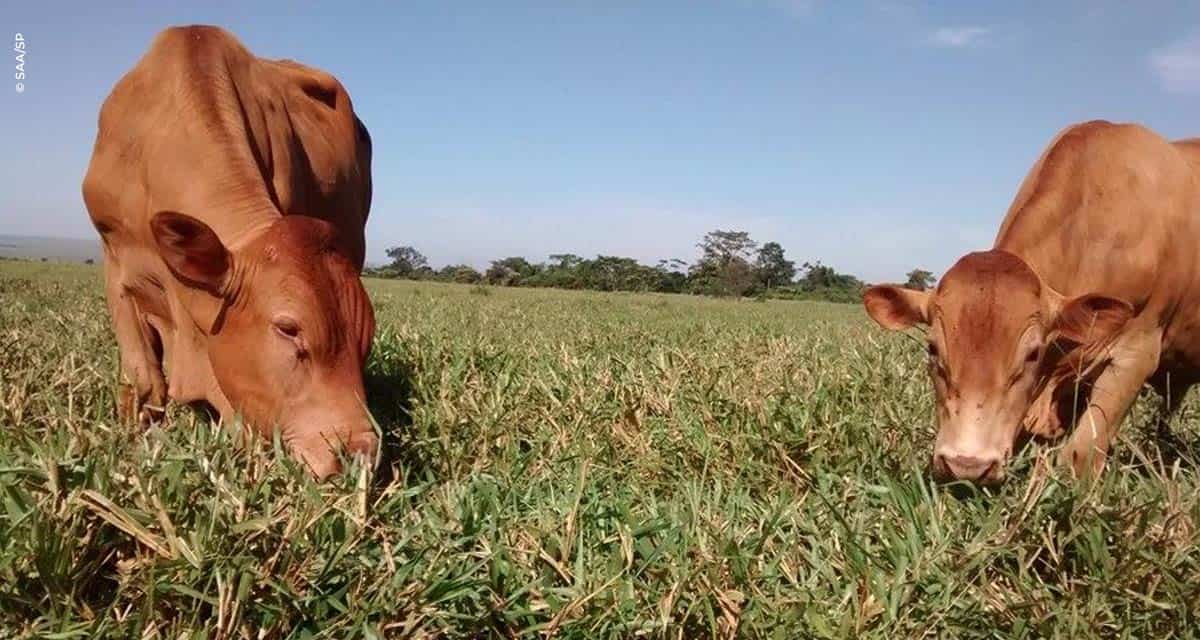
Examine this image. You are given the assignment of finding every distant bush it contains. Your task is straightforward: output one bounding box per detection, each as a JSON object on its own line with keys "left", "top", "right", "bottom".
{"left": 762, "top": 285, "right": 863, "bottom": 304}
{"left": 371, "top": 230, "right": 870, "bottom": 303}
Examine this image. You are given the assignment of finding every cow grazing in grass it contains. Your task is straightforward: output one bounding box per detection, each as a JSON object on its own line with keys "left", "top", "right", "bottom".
{"left": 82, "top": 25, "right": 376, "bottom": 478}
{"left": 865, "top": 120, "right": 1200, "bottom": 485}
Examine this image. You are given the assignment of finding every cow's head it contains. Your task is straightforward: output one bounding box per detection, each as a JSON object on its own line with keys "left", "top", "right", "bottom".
{"left": 863, "top": 250, "right": 1132, "bottom": 485}
{"left": 150, "top": 211, "right": 377, "bottom": 478}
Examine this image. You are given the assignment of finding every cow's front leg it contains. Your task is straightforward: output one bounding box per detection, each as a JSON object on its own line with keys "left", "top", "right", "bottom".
{"left": 1058, "top": 331, "right": 1161, "bottom": 478}
{"left": 1025, "top": 384, "right": 1067, "bottom": 439}
{"left": 104, "top": 260, "right": 167, "bottom": 425}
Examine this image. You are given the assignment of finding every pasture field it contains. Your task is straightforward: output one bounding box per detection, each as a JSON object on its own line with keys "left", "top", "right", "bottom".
{"left": 1, "top": 260, "right": 1198, "bottom": 638}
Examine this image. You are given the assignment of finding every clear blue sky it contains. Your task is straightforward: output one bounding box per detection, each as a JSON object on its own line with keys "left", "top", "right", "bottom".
{"left": 5, "top": 1, "right": 1200, "bottom": 282}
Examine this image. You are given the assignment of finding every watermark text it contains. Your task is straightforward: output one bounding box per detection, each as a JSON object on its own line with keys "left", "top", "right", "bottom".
{"left": 14, "top": 33, "right": 25, "bottom": 93}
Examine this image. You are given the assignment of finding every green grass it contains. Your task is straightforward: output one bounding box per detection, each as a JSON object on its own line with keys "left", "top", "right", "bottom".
{"left": 1, "top": 261, "right": 1198, "bottom": 638}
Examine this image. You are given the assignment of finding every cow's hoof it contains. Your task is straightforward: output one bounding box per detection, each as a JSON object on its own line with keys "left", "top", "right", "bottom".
{"left": 1058, "top": 440, "right": 1107, "bottom": 479}
{"left": 1025, "top": 412, "right": 1065, "bottom": 440}
{"left": 1024, "top": 389, "right": 1067, "bottom": 440}
{"left": 117, "top": 384, "right": 139, "bottom": 423}
{"left": 117, "top": 383, "right": 165, "bottom": 427}
{"left": 139, "top": 403, "right": 166, "bottom": 426}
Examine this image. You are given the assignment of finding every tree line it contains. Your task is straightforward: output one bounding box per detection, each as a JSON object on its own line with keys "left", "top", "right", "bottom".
{"left": 365, "top": 229, "right": 936, "bottom": 303}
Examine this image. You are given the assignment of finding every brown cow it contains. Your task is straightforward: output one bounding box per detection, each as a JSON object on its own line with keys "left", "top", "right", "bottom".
{"left": 82, "top": 25, "right": 377, "bottom": 478}
{"left": 864, "top": 120, "right": 1200, "bottom": 484}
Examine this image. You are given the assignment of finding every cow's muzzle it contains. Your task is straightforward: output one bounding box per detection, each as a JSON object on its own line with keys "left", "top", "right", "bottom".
{"left": 295, "top": 428, "right": 378, "bottom": 479}
{"left": 932, "top": 448, "right": 1006, "bottom": 486}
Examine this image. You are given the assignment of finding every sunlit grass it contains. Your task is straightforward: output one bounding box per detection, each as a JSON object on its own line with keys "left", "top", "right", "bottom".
{"left": 1, "top": 261, "right": 1197, "bottom": 638}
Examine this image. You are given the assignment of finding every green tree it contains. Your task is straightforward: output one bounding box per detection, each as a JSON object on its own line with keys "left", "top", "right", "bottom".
{"left": 451, "top": 265, "right": 482, "bottom": 284}
{"left": 485, "top": 257, "right": 539, "bottom": 286}
{"left": 583, "top": 256, "right": 657, "bottom": 291}
{"left": 792, "top": 261, "right": 864, "bottom": 303}
{"left": 437, "top": 264, "right": 482, "bottom": 284}
{"left": 755, "top": 241, "right": 795, "bottom": 289}
{"left": 904, "top": 268, "right": 937, "bottom": 291}
{"left": 548, "top": 254, "right": 585, "bottom": 270}
{"left": 384, "top": 245, "right": 428, "bottom": 279}
{"left": 655, "top": 259, "right": 689, "bottom": 293}
{"left": 698, "top": 230, "right": 756, "bottom": 264}
{"left": 691, "top": 230, "right": 758, "bottom": 297}
{"left": 539, "top": 254, "right": 587, "bottom": 289}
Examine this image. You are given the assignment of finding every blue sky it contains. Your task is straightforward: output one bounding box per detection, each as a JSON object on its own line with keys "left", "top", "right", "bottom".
{"left": 4, "top": 1, "right": 1200, "bottom": 282}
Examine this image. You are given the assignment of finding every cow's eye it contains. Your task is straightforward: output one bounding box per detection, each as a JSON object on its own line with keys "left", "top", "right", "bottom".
{"left": 1025, "top": 348, "right": 1040, "bottom": 364}
{"left": 927, "top": 342, "right": 939, "bottom": 359}
{"left": 273, "top": 317, "right": 301, "bottom": 339}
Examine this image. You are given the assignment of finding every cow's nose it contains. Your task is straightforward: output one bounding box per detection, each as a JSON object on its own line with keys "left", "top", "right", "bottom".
{"left": 296, "top": 428, "right": 379, "bottom": 480}
{"left": 933, "top": 450, "right": 1003, "bottom": 484}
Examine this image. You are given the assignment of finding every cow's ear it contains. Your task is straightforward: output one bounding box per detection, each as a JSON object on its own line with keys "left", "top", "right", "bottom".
{"left": 1049, "top": 293, "right": 1133, "bottom": 346}
{"left": 863, "top": 285, "right": 931, "bottom": 330}
{"left": 150, "top": 211, "right": 229, "bottom": 294}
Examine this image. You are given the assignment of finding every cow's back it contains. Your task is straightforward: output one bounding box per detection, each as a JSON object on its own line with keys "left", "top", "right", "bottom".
{"left": 1173, "top": 138, "right": 1200, "bottom": 175}
{"left": 993, "top": 121, "right": 1200, "bottom": 326}
{"left": 83, "top": 25, "right": 372, "bottom": 267}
